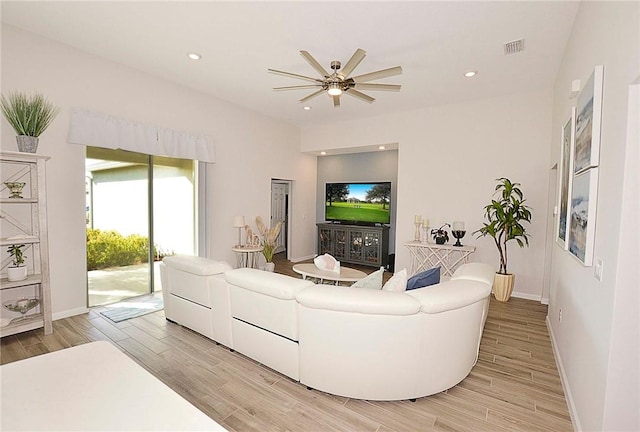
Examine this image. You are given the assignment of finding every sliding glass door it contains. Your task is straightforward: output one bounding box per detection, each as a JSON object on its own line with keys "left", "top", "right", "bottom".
{"left": 86, "top": 147, "right": 196, "bottom": 307}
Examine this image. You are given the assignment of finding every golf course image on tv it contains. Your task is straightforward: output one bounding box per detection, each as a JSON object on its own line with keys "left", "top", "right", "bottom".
{"left": 325, "top": 182, "right": 391, "bottom": 224}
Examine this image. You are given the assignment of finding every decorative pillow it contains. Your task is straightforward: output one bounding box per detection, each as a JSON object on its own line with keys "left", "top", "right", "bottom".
{"left": 313, "top": 253, "right": 340, "bottom": 274}
{"left": 406, "top": 267, "right": 441, "bottom": 290}
{"left": 382, "top": 268, "right": 408, "bottom": 292}
{"left": 351, "top": 267, "right": 385, "bottom": 290}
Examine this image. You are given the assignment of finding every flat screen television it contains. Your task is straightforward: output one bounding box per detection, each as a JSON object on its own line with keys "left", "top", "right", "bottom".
{"left": 325, "top": 182, "right": 391, "bottom": 225}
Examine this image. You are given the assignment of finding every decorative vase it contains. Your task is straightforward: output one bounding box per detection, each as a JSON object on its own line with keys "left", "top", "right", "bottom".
{"left": 263, "top": 262, "right": 275, "bottom": 272}
{"left": 493, "top": 273, "right": 515, "bottom": 302}
{"left": 16, "top": 135, "right": 39, "bottom": 153}
{"left": 4, "top": 181, "right": 26, "bottom": 198}
{"left": 7, "top": 266, "right": 28, "bottom": 282}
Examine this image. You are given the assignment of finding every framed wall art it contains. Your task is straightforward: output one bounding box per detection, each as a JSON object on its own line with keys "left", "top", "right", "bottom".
{"left": 556, "top": 108, "right": 575, "bottom": 249}
{"left": 574, "top": 65, "right": 604, "bottom": 174}
{"left": 568, "top": 167, "right": 599, "bottom": 266}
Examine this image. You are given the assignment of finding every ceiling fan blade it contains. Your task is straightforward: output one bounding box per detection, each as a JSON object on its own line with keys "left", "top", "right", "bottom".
{"left": 354, "top": 83, "right": 401, "bottom": 92}
{"left": 299, "top": 89, "right": 325, "bottom": 103}
{"left": 273, "top": 84, "right": 322, "bottom": 91}
{"left": 340, "top": 48, "right": 367, "bottom": 78}
{"left": 345, "top": 89, "right": 375, "bottom": 103}
{"left": 300, "top": 51, "right": 330, "bottom": 78}
{"left": 333, "top": 95, "right": 341, "bottom": 107}
{"left": 268, "top": 68, "right": 323, "bottom": 83}
{"left": 351, "top": 66, "right": 403, "bottom": 83}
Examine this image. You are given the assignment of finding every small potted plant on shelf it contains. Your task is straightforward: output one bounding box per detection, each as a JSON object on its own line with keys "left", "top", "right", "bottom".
{"left": 431, "top": 223, "right": 450, "bottom": 245}
{"left": 255, "top": 216, "right": 283, "bottom": 272}
{"left": 6, "top": 244, "right": 28, "bottom": 281}
{"left": 0, "top": 92, "right": 60, "bottom": 153}
{"left": 474, "top": 177, "right": 532, "bottom": 302}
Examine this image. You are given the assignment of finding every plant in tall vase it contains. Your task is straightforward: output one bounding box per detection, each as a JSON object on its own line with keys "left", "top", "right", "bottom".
{"left": 255, "top": 216, "right": 283, "bottom": 272}
{"left": 474, "top": 178, "right": 532, "bottom": 302}
{"left": 1, "top": 92, "right": 60, "bottom": 153}
{"left": 6, "top": 244, "right": 28, "bottom": 281}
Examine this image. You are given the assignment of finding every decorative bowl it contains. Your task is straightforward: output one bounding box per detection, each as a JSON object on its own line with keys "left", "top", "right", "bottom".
{"left": 4, "top": 181, "right": 26, "bottom": 199}
{"left": 3, "top": 297, "right": 39, "bottom": 317}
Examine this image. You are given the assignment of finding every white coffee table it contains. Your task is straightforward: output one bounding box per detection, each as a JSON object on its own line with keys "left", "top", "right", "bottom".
{"left": 292, "top": 263, "right": 367, "bottom": 285}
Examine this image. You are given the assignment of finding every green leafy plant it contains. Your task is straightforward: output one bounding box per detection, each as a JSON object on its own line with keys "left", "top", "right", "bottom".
{"left": 86, "top": 228, "right": 151, "bottom": 270}
{"left": 7, "top": 244, "right": 26, "bottom": 267}
{"left": 255, "top": 216, "right": 283, "bottom": 263}
{"left": 431, "top": 223, "right": 450, "bottom": 244}
{"left": 474, "top": 178, "right": 532, "bottom": 274}
{"left": 1, "top": 92, "right": 59, "bottom": 137}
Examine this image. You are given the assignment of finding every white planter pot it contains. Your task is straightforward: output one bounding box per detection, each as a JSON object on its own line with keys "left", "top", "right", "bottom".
{"left": 262, "top": 262, "right": 275, "bottom": 272}
{"left": 7, "top": 266, "right": 28, "bottom": 282}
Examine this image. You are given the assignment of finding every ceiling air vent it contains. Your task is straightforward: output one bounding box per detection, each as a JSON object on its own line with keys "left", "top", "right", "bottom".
{"left": 504, "top": 39, "right": 525, "bottom": 55}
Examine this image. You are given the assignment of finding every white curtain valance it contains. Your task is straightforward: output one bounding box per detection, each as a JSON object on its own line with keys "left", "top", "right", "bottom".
{"left": 67, "top": 109, "right": 215, "bottom": 163}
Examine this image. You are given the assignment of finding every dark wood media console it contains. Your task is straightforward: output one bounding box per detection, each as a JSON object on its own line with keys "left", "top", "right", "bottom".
{"left": 317, "top": 223, "right": 390, "bottom": 268}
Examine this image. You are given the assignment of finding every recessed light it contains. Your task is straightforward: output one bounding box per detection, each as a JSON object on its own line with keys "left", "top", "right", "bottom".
{"left": 303, "top": 106, "right": 312, "bottom": 111}
{"left": 320, "top": 151, "right": 327, "bottom": 156}
{"left": 464, "top": 71, "right": 477, "bottom": 78}
{"left": 187, "top": 53, "right": 202, "bottom": 60}
{"left": 378, "top": 146, "right": 386, "bottom": 150}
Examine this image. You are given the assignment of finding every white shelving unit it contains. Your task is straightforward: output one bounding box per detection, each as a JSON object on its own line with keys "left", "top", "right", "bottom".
{"left": 1, "top": 150, "right": 52, "bottom": 336}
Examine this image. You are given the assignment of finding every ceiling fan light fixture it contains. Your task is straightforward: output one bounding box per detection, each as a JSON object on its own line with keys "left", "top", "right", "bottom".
{"left": 327, "top": 83, "right": 342, "bottom": 96}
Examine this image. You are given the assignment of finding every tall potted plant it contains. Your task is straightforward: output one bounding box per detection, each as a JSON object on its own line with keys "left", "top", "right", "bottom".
{"left": 1, "top": 92, "right": 59, "bottom": 153}
{"left": 474, "top": 178, "right": 532, "bottom": 301}
{"left": 255, "top": 216, "right": 283, "bottom": 272}
{"left": 6, "top": 244, "right": 28, "bottom": 281}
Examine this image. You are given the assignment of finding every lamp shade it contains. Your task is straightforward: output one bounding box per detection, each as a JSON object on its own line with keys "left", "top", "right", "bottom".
{"left": 233, "top": 216, "right": 245, "bottom": 228}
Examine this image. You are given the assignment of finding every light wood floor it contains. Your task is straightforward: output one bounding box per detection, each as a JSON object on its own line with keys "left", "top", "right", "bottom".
{"left": 1, "top": 255, "right": 573, "bottom": 432}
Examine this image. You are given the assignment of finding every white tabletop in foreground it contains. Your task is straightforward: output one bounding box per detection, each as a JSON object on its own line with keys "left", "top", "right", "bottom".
{"left": 1, "top": 341, "right": 227, "bottom": 431}
{"left": 292, "top": 263, "right": 368, "bottom": 284}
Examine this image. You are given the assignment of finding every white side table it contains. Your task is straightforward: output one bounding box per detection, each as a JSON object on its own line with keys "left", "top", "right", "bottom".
{"left": 232, "top": 245, "right": 264, "bottom": 269}
{"left": 404, "top": 241, "right": 476, "bottom": 278}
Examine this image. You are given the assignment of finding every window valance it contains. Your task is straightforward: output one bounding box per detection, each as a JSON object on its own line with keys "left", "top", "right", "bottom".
{"left": 68, "top": 109, "right": 216, "bottom": 163}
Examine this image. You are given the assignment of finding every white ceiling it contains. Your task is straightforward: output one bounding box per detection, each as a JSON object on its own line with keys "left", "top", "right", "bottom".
{"left": 1, "top": 1, "right": 579, "bottom": 127}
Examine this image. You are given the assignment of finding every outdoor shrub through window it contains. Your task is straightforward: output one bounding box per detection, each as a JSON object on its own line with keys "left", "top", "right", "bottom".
{"left": 86, "top": 147, "right": 196, "bottom": 307}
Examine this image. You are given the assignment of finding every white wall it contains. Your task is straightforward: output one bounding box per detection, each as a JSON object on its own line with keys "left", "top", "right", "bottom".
{"left": 546, "top": 2, "right": 639, "bottom": 431}
{"left": 303, "top": 90, "right": 553, "bottom": 300}
{"left": 1, "top": 26, "right": 317, "bottom": 318}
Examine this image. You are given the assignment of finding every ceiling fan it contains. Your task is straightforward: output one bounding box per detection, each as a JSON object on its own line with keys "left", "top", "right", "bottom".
{"left": 268, "top": 49, "right": 402, "bottom": 107}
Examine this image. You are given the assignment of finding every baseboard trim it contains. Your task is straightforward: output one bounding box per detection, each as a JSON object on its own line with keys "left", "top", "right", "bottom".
{"left": 546, "top": 315, "right": 580, "bottom": 432}
{"left": 290, "top": 254, "right": 316, "bottom": 263}
{"left": 512, "top": 291, "right": 545, "bottom": 303}
{"left": 53, "top": 307, "right": 90, "bottom": 321}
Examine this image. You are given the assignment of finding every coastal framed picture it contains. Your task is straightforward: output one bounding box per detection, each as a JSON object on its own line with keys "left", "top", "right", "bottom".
{"left": 556, "top": 108, "right": 575, "bottom": 249}
{"left": 568, "top": 167, "right": 599, "bottom": 266}
{"left": 573, "top": 65, "right": 604, "bottom": 174}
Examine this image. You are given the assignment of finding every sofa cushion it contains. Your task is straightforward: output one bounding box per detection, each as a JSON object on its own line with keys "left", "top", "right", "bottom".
{"left": 382, "top": 268, "right": 408, "bottom": 292}
{"left": 296, "top": 285, "right": 420, "bottom": 316}
{"left": 406, "top": 279, "right": 491, "bottom": 314}
{"left": 225, "top": 267, "right": 314, "bottom": 300}
{"left": 351, "top": 267, "right": 384, "bottom": 290}
{"left": 162, "top": 255, "right": 231, "bottom": 276}
{"left": 407, "top": 267, "right": 440, "bottom": 290}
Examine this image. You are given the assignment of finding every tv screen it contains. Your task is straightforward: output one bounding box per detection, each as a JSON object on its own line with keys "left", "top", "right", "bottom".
{"left": 325, "top": 182, "right": 391, "bottom": 224}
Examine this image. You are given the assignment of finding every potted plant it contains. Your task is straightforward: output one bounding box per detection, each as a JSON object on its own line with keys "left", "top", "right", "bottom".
{"left": 6, "top": 244, "right": 28, "bottom": 281}
{"left": 255, "top": 216, "right": 283, "bottom": 272}
{"left": 431, "top": 223, "right": 450, "bottom": 244}
{"left": 0, "top": 92, "right": 60, "bottom": 153}
{"left": 474, "top": 177, "right": 532, "bottom": 301}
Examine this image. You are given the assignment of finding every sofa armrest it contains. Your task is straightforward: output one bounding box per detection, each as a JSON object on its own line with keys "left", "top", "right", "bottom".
{"left": 296, "top": 285, "right": 421, "bottom": 316}
{"left": 406, "top": 280, "right": 491, "bottom": 314}
{"left": 450, "top": 262, "right": 495, "bottom": 286}
{"left": 162, "top": 255, "right": 232, "bottom": 275}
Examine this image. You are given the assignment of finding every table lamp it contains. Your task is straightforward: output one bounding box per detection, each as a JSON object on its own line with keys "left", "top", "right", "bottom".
{"left": 233, "top": 216, "right": 245, "bottom": 247}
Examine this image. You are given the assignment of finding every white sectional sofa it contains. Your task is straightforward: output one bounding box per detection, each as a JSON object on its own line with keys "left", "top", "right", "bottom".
{"left": 160, "top": 256, "right": 494, "bottom": 401}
